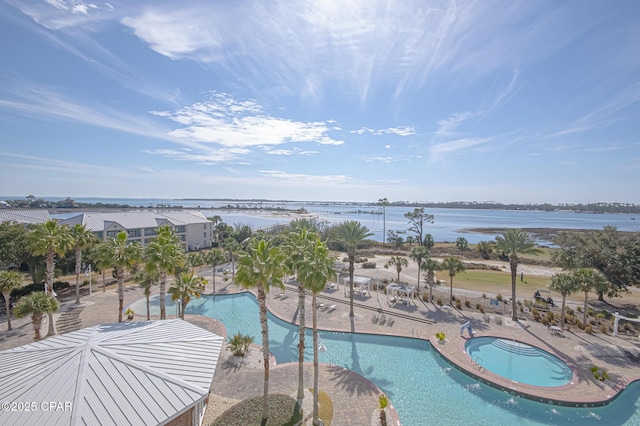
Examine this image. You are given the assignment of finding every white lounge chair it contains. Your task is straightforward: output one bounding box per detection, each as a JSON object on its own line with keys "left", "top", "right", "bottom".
{"left": 327, "top": 305, "right": 337, "bottom": 313}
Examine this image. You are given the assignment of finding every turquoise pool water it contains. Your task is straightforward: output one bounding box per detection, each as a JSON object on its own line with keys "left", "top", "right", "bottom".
{"left": 465, "top": 337, "right": 573, "bottom": 387}
{"left": 129, "top": 293, "right": 640, "bottom": 425}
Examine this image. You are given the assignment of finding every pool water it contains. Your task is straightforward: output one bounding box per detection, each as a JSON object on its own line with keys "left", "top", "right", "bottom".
{"left": 128, "top": 293, "right": 640, "bottom": 425}
{"left": 465, "top": 337, "right": 573, "bottom": 387}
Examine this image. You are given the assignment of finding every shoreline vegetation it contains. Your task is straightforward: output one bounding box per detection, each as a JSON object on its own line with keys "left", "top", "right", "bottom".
{"left": 3, "top": 196, "right": 640, "bottom": 214}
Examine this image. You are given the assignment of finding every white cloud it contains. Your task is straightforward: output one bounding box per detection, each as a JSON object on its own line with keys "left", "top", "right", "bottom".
{"left": 350, "top": 126, "right": 415, "bottom": 136}
{"left": 153, "top": 92, "right": 343, "bottom": 148}
{"left": 258, "top": 170, "right": 349, "bottom": 185}
{"left": 429, "top": 137, "right": 492, "bottom": 162}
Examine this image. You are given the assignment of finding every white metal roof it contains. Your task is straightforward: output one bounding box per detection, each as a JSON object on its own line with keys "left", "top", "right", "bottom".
{"left": 0, "top": 209, "right": 51, "bottom": 224}
{"left": 0, "top": 319, "right": 224, "bottom": 426}
{"left": 61, "top": 211, "right": 210, "bottom": 232}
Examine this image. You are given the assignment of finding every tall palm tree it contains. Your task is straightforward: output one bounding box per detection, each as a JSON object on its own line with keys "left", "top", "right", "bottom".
{"left": 69, "top": 224, "right": 96, "bottom": 304}
{"left": 0, "top": 270, "right": 22, "bottom": 331}
{"left": 549, "top": 272, "right": 579, "bottom": 329}
{"left": 573, "top": 268, "right": 608, "bottom": 328}
{"left": 284, "top": 228, "right": 316, "bottom": 408}
{"left": 495, "top": 229, "right": 542, "bottom": 321}
{"left": 27, "top": 220, "right": 72, "bottom": 336}
{"left": 297, "top": 238, "right": 335, "bottom": 425}
{"left": 422, "top": 259, "right": 441, "bottom": 302}
{"left": 440, "top": 257, "right": 465, "bottom": 303}
{"left": 145, "top": 225, "right": 185, "bottom": 320}
{"left": 476, "top": 241, "right": 495, "bottom": 259}
{"left": 409, "top": 247, "right": 430, "bottom": 294}
{"left": 333, "top": 221, "right": 373, "bottom": 317}
{"left": 235, "top": 239, "right": 287, "bottom": 424}
{"left": 133, "top": 268, "right": 159, "bottom": 320}
{"left": 99, "top": 232, "right": 141, "bottom": 322}
{"left": 14, "top": 291, "right": 59, "bottom": 341}
{"left": 169, "top": 272, "right": 207, "bottom": 319}
{"left": 221, "top": 237, "right": 241, "bottom": 280}
{"left": 388, "top": 256, "right": 408, "bottom": 283}
{"left": 206, "top": 249, "right": 226, "bottom": 294}
{"left": 378, "top": 197, "right": 389, "bottom": 245}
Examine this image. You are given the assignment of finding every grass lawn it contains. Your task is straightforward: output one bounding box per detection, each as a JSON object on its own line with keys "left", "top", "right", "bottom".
{"left": 446, "top": 269, "right": 554, "bottom": 299}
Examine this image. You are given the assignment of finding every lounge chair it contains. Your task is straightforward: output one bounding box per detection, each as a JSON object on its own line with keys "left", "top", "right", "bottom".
{"left": 378, "top": 314, "right": 387, "bottom": 326}
{"left": 327, "top": 305, "right": 337, "bottom": 313}
{"left": 274, "top": 293, "right": 282, "bottom": 299}
{"left": 371, "top": 314, "right": 379, "bottom": 324}
{"left": 386, "top": 318, "right": 395, "bottom": 327}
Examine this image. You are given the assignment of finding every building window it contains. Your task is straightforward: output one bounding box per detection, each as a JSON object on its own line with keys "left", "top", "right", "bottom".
{"left": 106, "top": 230, "right": 120, "bottom": 238}
{"left": 176, "top": 225, "right": 186, "bottom": 233}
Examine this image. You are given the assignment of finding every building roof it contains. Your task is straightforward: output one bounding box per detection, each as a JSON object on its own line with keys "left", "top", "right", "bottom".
{"left": 61, "top": 211, "right": 210, "bottom": 232}
{"left": 0, "top": 209, "right": 51, "bottom": 224}
{"left": 0, "top": 319, "right": 224, "bottom": 426}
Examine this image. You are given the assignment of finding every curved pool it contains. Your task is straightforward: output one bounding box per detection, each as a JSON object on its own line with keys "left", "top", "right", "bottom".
{"left": 465, "top": 337, "right": 573, "bottom": 387}
{"left": 128, "top": 293, "right": 640, "bottom": 425}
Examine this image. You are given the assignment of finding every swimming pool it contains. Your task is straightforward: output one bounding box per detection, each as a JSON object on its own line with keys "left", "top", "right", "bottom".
{"left": 128, "top": 293, "right": 640, "bottom": 425}
{"left": 465, "top": 337, "right": 573, "bottom": 387}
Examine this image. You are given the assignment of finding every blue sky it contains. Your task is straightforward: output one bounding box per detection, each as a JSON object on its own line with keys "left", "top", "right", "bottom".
{"left": 1, "top": 0, "right": 639, "bottom": 204}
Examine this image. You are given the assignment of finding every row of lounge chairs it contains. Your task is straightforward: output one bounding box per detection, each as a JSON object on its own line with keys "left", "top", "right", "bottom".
{"left": 371, "top": 313, "right": 395, "bottom": 327}
{"left": 317, "top": 303, "right": 337, "bottom": 313}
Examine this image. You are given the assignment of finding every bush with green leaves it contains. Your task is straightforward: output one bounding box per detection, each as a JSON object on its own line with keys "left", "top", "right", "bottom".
{"left": 210, "top": 394, "right": 302, "bottom": 426}
{"left": 228, "top": 332, "right": 254, "bottom": 357}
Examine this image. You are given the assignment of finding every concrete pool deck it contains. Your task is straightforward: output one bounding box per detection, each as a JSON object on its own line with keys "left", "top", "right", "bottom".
{"left": 2, "top": 270, "right": 640, "bottom": 424}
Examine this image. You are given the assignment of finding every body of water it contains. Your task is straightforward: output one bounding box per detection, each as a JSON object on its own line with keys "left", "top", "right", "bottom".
{"left": 39, "top": 197, "right": 640, "bottom": 244}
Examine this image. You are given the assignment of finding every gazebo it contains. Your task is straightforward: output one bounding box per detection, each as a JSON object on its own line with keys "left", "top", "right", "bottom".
{"left": 0, "top": 319, "right": 224, "bottom": 426}
{"left": 386, "top": 283, "right": 416, "bottom": 306}
{"left": 342, "top": 275, "right": 371, "bottom": 297}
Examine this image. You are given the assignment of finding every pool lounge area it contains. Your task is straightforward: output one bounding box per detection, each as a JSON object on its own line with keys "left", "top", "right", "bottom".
{"left": 128, "top": 290, "right": 640, "bottom": 426}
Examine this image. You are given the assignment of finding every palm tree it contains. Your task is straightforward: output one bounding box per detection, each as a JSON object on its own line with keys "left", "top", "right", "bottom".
{"left": 440, "top": 257, "right": 465, "bottom": 303}
{"left": 297, "top": 238, "right": 335, "bottom": 425}
{"left": 0, "top": 270, "right": 22, "bottom": 331}
{"left": 99, "top": 232, "right": 141, "bottom": 322}
{"left": 145, "top": 226, "right": 185, "bottom": 320}
{"left": 235, "top": 239, "right": 287, "bottom": 424}
{"left": 573, "top": 268, "right": 608, "bottom": 328}
{"left": 455, "top": 237, "right": 468, "bottom": 251}
{"left": 388, "top": 256, "right": 408, "bottom": 283}
{"left": 284, "top": 228, "right": 316, "bottom": 408}
{"left": 133, "top": 268, "right": 159, "bottom": 320}
{"left": 476, "top": 241, "right": 495, "bottom": 259}
{"left": 495, "top": 229, "right": 542, "bottom": 321}
{"left": 333, "top": 221, "right": 373, "bottom": 317}
{"left": 27, "top": 220, "right": 72, "bottom": 336}
{"left": 221, "top": 237, "right": 241, "bottom": 280}
{"left": 68, "top": 224, "right": 96, "bottom": 304}
{"left": 378, "top": 197, "right": 389, "bottom": 245}
{"left": 14, "top": 291, "right": 59, "bottom": 341}
{"left": 206, "top": 249, "right": 226, "bottom": 294}
{"left": 422, "top": 259, "right": 441, "bottom": 302}
{"left": 409, "top": 247, "right": 430, "bottom": 295}
{"left": 549, "top": 272, "right": 579, "bottom": 329}
{"left": 169, "top": 272, "right": 207, "bottom": 319}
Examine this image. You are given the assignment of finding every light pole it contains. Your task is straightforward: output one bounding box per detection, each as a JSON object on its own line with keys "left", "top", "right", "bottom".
{"left": 378, "top": 198, "right": 389, "bottom": 245}
{"left": 84, "top": 264, "right": 92, "bottom": 297}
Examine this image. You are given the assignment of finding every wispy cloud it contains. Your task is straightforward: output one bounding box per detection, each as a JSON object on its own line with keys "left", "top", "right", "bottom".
{"left": 429, "top": 137, "right": 492, "bottom": 162}
{"left": 351, "top": 126, "right": 415, "bottom": 136}
{"left": 153, "top": 92, "right": 343, "bottom": 148}
{"left": 258, "top": 170, "right": 349, "bottom": 185}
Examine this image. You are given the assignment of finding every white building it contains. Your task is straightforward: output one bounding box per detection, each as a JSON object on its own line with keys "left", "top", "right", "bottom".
{"left": 0, "top": 209, "right": 51, "bottom": 224}
{"left": 61, "top": 211, "right": 213, "bottom": 251}
{"left": 0, "top": 319, "right": 224, "bottom": 426}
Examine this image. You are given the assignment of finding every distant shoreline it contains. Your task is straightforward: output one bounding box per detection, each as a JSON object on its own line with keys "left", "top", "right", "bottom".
{"left": 462, "top": 227, "right": 634, "bottom": 241}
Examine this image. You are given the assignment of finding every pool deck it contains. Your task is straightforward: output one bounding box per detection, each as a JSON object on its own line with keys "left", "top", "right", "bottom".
{"left": 2, "top": 270, "right": 640, "bottom": 425}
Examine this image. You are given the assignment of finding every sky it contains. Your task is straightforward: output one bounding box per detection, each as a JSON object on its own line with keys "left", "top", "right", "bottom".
{"left": 1, "top": 0, "right": 639, "bottom": 204}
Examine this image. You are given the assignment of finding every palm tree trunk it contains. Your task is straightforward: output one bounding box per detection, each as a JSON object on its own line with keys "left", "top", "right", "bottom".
{"left": 297, "top": 282, "right": 306, "bottom": 407}
{"left": 583, "top": 291, "right": 588, "bottom": 328}
{"left": 212, "top": 268, "right": 216, "bottom": 294}
{"left": 312, "top": 293, "right": 320, "bottom": 426}
{"left": 258, "top": 285, "right": 270, "bottom": 423}
{"left": 416, "top": 266, "right": 421, "bottom": 295}
{"left": 181, "top": 300, "right": 187, "bottom": 319}
{"left": 118, "top": 275, "right": 124, "bottom": 323}
{"left": 75, "top": 249, "right": 81, "bottom": 304}
{"left": 561, "top": 295, "right": 567, "bottom": 328}
{"left": 160, "top": 272, "right": 166, "bottom": 320}
{"left": 510, "top": 257, "right": 518, "bottom": 321}
{"left": 3, "top": 292, "right": 12, "bottom": 331}
{"left": 349, "top": 256, "right": 355, "bottom": 317}
{"left": 45, "top": 251, "right": 56, "bottom": 336}
{"left": 146, "top": 294, "right": 151, "bottom": 320}
{"left": 449, "top": 275, "right": 454, "bottom": 302}
{"left": 33, "top": 314, "right": 42, "bottom": 341}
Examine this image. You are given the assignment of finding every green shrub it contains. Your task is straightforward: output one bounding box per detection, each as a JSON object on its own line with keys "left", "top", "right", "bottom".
{"left": 479, "top": 307, "right": 485, "bottom": 314}
{"left": 599, "top": 325, "right": 608, "bottom": 334}
{"left": 362, "top": 262, "right": 376, "bottom": 269}
{"left": 496, "top": 294, "right": 503, "bottom": 301}
{"left": 464, "top": 300, "right": 471, "bottom": 308}
{"left": 475, "top": 303, "right": 482, "bottom": 310}
{"left": 577, "top": 306, "right": 582, "bottom": 313}
{"left": 437, "top": 299, "right": 443, "bottom": 306}
{"left": 210, "top": 394, "right": 302, "bottom": 426}
{"left": 228, "top": 332, "right": 254, "bottom": 357}
{"left": 541, "top": 318, "right": 549, "bottom": 326}
{"left": 585, "top": 324, "right": 593, "bottom": 334}
{"left": 455, "top": 300, "right": 462, "bottom": 310}
{"left": 576, "top": 319, "right": 583, "bottom": 329}
{"left": 546, "top": 311, "right": 555, "bottom": 321}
